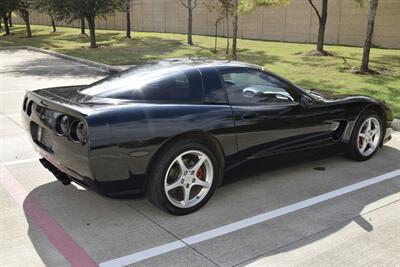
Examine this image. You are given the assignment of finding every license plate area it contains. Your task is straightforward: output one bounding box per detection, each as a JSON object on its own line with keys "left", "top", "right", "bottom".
{"left": 31, "top": 122, "right": 54, "bottom": 153}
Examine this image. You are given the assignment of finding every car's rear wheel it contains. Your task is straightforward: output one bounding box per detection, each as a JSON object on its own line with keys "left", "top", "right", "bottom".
{"left": 348, "top": 109, "right": 383, "bottom": 161}
{"left": 146, "top": 139, "right": 219, "bottom": 215}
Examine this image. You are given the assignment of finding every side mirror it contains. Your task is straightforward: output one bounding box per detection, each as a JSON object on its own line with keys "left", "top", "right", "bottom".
{"left": 300, "top": 94, "right": 315, "bottom": 108}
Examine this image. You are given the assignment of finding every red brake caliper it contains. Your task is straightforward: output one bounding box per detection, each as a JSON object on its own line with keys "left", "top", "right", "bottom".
{"left": 196, "top": 166, "right": 205, "bottom": 180}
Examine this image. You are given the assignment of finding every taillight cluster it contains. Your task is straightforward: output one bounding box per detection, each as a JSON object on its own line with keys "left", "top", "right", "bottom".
{"left": 56, "top": 115, "right": 88, "bottom": 144}
{"left": 23, "top": 97, "right": 34, "bottom": 116}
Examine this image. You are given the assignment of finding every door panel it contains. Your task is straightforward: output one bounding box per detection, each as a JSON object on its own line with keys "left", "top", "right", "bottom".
{"left": 232, "top": 104, "right": 340, "bottom": 159}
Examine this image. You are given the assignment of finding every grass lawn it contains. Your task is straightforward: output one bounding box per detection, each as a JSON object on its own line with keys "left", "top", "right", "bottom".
{"left": 1, "top": 24, "right": 399, "bottom": 117}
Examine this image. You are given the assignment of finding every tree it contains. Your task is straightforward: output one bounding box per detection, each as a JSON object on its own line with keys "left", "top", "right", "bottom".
{"left": 80, "top": 17, "right": 86, "bottom": 35}
{"left": 15, "top": 0, "right": 32, "bottom": 37}
{"left": 33, "top": 0, "right": 58, "bottom": 32}
{"left": 232, "top": 0, "right": 238, "bottom": 59}
{"left": 224, "top": 0, "right": 234, "bottom": 55}
{"left": 0, "top": 0, "right": 15, "bottom": 35}
{"left": 119, "top": 0, "right": 132, "bottom": 38}
{"left": 231, "top": 0, "right": 290, "bottom": 60}
{"left": 49, "top": 0, "right": 120, "bottom": 48}
{"left": 361, "top": 0, "right": 379, "bottom": 72}
{"left": 8, "top": 11, "right": 12, "bottom": 26}
{"left": 307, "top": 0, "right": 328, "bottom": 55}
{"left": 179, "top": 0, "right": 198, "bottom": 45}
{"left": 204, "top": 0, "right": 231, "bottom": 53}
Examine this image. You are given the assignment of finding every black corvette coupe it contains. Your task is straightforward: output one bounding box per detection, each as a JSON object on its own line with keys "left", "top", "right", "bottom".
{"left": 22, "top": 59, "right": 393, "bottom": 214}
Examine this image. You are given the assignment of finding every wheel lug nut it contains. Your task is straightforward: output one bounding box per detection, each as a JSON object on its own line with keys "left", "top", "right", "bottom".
{"left": 186, "top": 183, "right": 189, "bottom": 188}
{"left": 181, "top": 179, "right": 184, "bottom": 184}
{"left": 192, "top": 178, "right": 195, "bottom": 183}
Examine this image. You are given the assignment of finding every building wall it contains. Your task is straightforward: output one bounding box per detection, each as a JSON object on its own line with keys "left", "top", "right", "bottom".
{"left": 14, "top": 0, "right": 400, "bottom": 48}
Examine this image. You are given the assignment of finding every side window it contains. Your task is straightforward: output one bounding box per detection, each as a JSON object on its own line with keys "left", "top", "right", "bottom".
{"left": 113, "top": 69, "right": 203, "bottom": 102}
{"left": 222, "top": 69, "right": 299, "bottom": 105}
{"left": 201, "top": 68, "right": 227, "bottom": 104}
{"left": 141, "top": 69, "right": 203, "bottom": 101}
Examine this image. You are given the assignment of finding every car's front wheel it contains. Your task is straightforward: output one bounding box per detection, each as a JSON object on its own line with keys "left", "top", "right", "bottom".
{"left": 146, "top": 139, "right": 219, "bottom": 215}
{"left": 348, "top": 109, "right": 383, "bottom": 161}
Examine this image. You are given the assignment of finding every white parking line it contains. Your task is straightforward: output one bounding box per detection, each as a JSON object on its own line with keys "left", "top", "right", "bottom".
{"left": 99, "top": 169, "right": 400, "bottom": 267}
{"left": 2, "top": 157, "right": 40, "bottom": 166}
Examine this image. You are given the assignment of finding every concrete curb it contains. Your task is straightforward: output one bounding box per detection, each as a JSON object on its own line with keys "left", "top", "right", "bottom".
{"left": 0, "top": 46, "right": 124, "bottom": 73}
{"left": 392, "top": 119, "right": 400, "bottom": 132}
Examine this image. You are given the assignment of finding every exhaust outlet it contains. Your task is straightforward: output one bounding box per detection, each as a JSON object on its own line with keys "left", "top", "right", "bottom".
{"left": 39, "top": 158, "right": 72, "bottom": 185}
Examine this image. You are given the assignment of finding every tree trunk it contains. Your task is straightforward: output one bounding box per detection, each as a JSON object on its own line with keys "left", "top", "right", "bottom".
{"left": 87, "top": 16, "right": 97, "bottom": 48}
{"left": 361, "top": 0, "right": 379, "bottom": 72}
{"left": 23, "top": 12, "right": 32, "bottom": 37}
{"left": 126, "top": 9, "right": 131, "bottom": 38}
{"left": 225, "top": 6, "right": 230, "bottom": 55}
{"left": 187, "top": 0, "right": 193, "bottom": 45}
{"left": 80, "top": 17, "right": 86, "bottom": 34}
{"left": 231, "top": 0, "right": 238, "bottom": 60}
{"left": 2, "top": 13, "right": 10, "bottom": 35}
{"left": 50, "top": 14, "right": 56, "bottom": 32}
{"left": 214, "top": 22, "right": 218, "bottom": 53}
{"left": 316, "top": 0, "right": 328, "bottom": 53}
{"left": 8, "top": 12, "right": 12, "bottom": 27}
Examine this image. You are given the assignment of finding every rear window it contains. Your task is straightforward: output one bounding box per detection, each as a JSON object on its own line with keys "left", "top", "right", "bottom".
{"left": 80, "top": 63, "right": 203, "bottom": 102}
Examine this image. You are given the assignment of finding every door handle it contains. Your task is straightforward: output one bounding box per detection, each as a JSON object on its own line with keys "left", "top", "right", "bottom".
{"left": 241, "top": 112, "right": 258, "bottom": 119}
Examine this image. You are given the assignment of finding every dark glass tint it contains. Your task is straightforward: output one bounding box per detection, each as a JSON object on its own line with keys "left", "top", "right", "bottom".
{"left": 81, "top": 63, "right": 203, "bottom": 102}
{"left": 201, "top": 68, "right": 227, "bottom": 104}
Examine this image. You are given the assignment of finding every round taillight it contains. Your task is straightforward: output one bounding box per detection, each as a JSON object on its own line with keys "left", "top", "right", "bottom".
{"left": 68, "top": 120, "right": 86, "bottom": 143}
{"left": 26, "top": 100, "right": 33, "bottom": 116}
{"left": 76, "top": 121, "right": 87, "bottom": 143}
{"left": 60, "top": 115, "right": 70, "bottom": 134}
{"left": 23, "top": 97, "right": 28, "bottom": 111}
{"left": 56, "top": 115, "right": 69, "bottom": 135}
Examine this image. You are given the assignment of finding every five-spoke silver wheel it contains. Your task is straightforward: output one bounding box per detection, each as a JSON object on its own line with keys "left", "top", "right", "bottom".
{"left": 357, "top": 117, "right": 381, "bottom": 157}
{"left": 164, "top": 150, "right": 213, "bottom": 208}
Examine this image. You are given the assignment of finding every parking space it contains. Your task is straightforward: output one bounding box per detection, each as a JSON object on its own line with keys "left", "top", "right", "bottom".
{"left": 1, "top": 49, "right": 399, "bottom": 267}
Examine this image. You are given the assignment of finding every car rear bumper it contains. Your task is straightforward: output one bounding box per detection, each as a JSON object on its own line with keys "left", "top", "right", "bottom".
{"left": 38, "top": 155, "right": 145, "bottom": 197}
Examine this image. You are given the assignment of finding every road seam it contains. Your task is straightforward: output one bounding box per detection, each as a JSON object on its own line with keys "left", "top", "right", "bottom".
{"left": 126, "top": 204, "right": 220, "bottom": 266}
{"left": 0, "top": 112, "right": 24, "bottom": 131}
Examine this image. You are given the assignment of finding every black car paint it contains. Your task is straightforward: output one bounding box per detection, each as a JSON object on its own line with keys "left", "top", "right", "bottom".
{"left": 22, "top": 60, "right": 393, "bottom": 197}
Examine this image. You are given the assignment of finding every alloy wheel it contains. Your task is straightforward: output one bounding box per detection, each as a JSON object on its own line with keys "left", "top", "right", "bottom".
{"left": 164, "top": 150, "right": 213, "bottom": 208}
{"left": 357, "top": 117, "right": 381, "bottom": 157}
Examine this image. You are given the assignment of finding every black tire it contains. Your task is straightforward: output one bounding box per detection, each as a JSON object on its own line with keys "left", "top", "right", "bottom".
{"left": 146, "top": 139, "right": 220, "bottom": 215}
{"left": 347, "top": 109, "right": 383, "bottom": 161}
